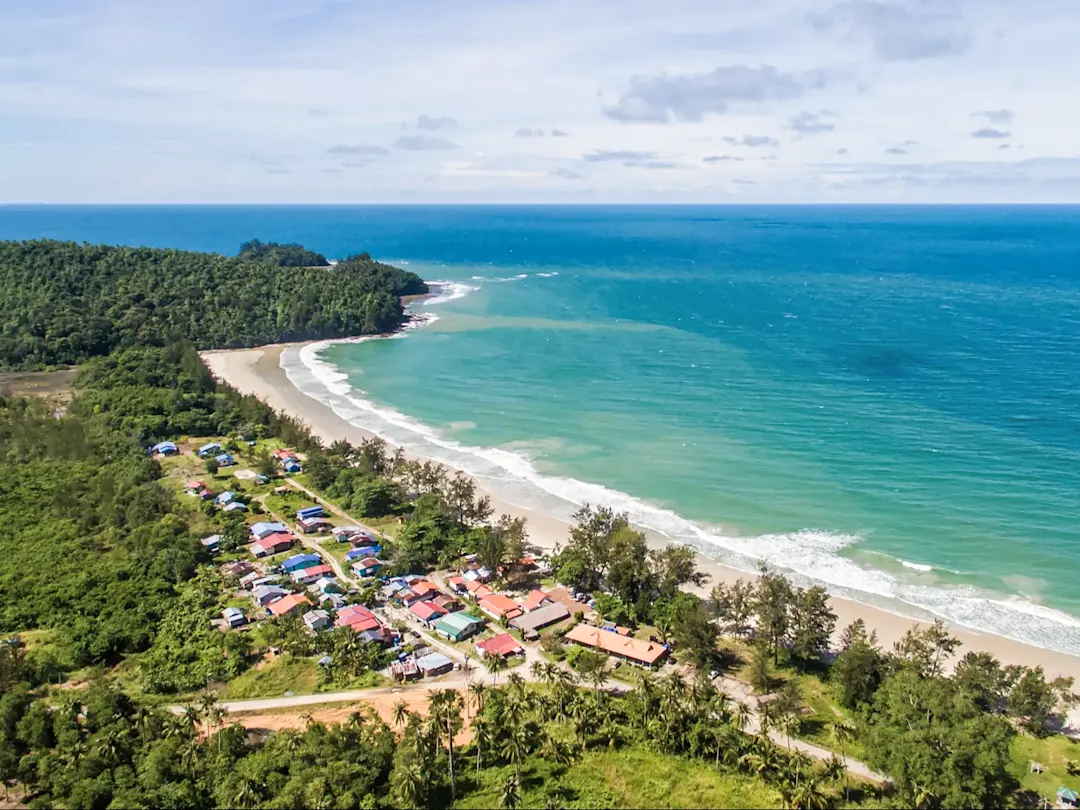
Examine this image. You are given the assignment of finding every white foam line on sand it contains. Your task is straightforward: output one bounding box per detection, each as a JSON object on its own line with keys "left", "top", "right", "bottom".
{"left": 201, "top": 343, "right": 1080, "bottom": 682}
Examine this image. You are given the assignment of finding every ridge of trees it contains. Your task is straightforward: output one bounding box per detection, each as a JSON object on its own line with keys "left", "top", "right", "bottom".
{"left": 0, "top": 240, "right": 428, "bottom": 370}
{"left": 236, "top": 239, "right": 329, "bottom": 267}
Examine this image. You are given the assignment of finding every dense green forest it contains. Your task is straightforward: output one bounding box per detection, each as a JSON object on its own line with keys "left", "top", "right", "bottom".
{"left": 236, "top": 239, "right": 329, "bottom": 267}
{"left": 0, "top": 240, "right": 428, "bottom": 370}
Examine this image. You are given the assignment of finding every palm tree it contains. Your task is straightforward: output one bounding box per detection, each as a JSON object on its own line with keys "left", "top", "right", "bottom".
{"left": 912, "top": 781, "right": 938, "bottom": 810}
{"left": 778, "top": 711, "right": 801, "bottom": 751}
{"left": 503, "top": 724, "right": 530, "bottom": 783}
{"left": 483, "top": 652, "right": 508, "bottom": 685}
{"left": 500, "top": 773, "right": 522, "bottom": 809}
{"left": 791, "top": 777, "right": 829, "bottom": 810}
{"left": 827, "top": 719, "right": 855, "bottom": 802}
{"left": 232, "top": 776, "right": 263, "bottom": 810}
{"left": 541, "top": 730, "right": 576, "bottom": 768}
{"left": 529, "top": 660, "right": 546, "bottom": 681}
{"left": 634, "top": 671, "right": 656, "bottom": 730}
{"left": 472, "top": 715, "right": 492, "bottom": 776}
{"left": 732, "top": 700, "right": 753, "bottom": 734}
{"left": 506, "top": 671, "right": 526, "bottom": 698}
{"left": 394, "top": 763, "right": 424, "bottom": 809}
{"left": 392, "top": 698, "right": 410, "bottom": 730}
{"left": 429, "top": 690, "right": 463, "bottom": 799}
{"left": 468, "top": 681, "right": 487, "bottom": 717}
{"left": 789, "top": 750, "right": 812, "bottom": 788}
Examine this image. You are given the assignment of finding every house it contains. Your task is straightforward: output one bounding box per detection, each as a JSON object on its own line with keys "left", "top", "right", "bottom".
{"left": 464, "top": 580, "right": 493, "bottom": 601}
{"left": 267, "top": 593, "right": 311, "bottom": 617}
{"left": 215, "top": 491, "right": 236, "bottom": 506}
{"left": 521, "top": 590, "right": 551, "bottom": 613}
{"left": 344, "top": 548, "right": 368, "bottom": 563}
{"left": 250, "top": 533, "right": 294, "bottom": 558}
{"left": 297, "top": 516, "right": 333, "bottom": 534}
{"left": 222, "top": 560, "right": 253, "bottom": 578}
{"left": 252, "top": 585, "right": 290, "bottom": 606}
{"left": 315, "top": 576, "right": 341, "bottom": 594}
{"left": 410, "top": 580, "right": 440, "bottom": 600}
{"left": 198, "top": 442, "right": 222, "bottom": 457}
{"left": 447, "top": 576, "right": 467, "bottom": 593}
{"left": 476, "top": 633, "right": 523, "bottom": 659}
{"left": 222, "top": 607, "right": 246, "bottom": 628}
{"left": 283, "top": 459, "right": 302, "bottom": 473}
{"left": 415, "top": 652, "right": 454, "bottom": 677}
{"left": 390, "top": 659, "right": 420, "bottom": 681}
{"left": 336, "top": 605, "right": 377, "bottom": 628}
{"left": 1058, "top": 787, "right": 1079, "bottom": 808}
{"left": 322, "top": 593, "right": 348, "bottom": 610}
{"left": 250, "top": 522, "right": 288, "bottom": 540}
{"left": 152, "top": 441, "right": 179, "bottom": 456}
{"left": 350, "top": 544, "right": 382, "bottom": 558}
{"left": 238, "top": 571, "right": 264, "bottom": 589}
{"left": 291, "top": 564, "right": 333, "bottom": 585}
{"left": 215, "top": 453, "right": 235, "bottom": 467}
{"left": 544, "top": 586, "right": 589, "bottom": 617}
{"left": 303, "top": 609, "right": 331, "bottom": 631}
{"left": 332, "top": 525, "right": 362, "bottom": 541}
{"left": 223, "top": 501, "right": 248, "bottom": 513}
{"left": 185, "top": 479, "right": 213, "bottom": 499}
{"left": 433, "top": 612, "right": 485, "bottom": 642}
{"left": 463, "top": 566, "right": 493, "bottom": 583}
{"left": 296, "top": 505, "right": 325, "bottom": 521}
{"left": 351, "top": 557, "right": 383, "bottom": 578}
{"left": 563, "top": 624, "right": 668, "bottom": 667}
{"left": 510, "top": 602, "right": 570, "bottom": 638}
{"left": 281, "top": 553, "right": 323, "bottom": 573}
{"left": 200, "top": 534, "right": 222, "bottom": 553}
{"left": 272, "top": 448, "right": 297, "bottom": 460}
{"left": 477, "top": 594, "right": 523, "bottom": 621}
{"left": 431, "top": 594, "right": 462, "bottom": 613}
{"left": 409, "top": 600, "right": 447, "bottom": 626}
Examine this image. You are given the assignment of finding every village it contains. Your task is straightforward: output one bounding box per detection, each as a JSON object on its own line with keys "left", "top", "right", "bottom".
{"left": 153, "top": 438, "right": 679, "bottom": 697}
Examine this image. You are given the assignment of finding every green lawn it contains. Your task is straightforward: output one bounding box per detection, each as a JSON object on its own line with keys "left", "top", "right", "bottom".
{"left": 1010, "top": 732, "right": 1080, "bottom": 801}
{"left": 453, "top": 747, "right": 783, "bottom": 809}
{"left": 224, "top": 655, "right": 320, "bottom": 699}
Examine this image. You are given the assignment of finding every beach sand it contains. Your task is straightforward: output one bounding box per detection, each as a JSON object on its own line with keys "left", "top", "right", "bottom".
{"left": 202, "top": 344, "right": 1080, "bottom": 683}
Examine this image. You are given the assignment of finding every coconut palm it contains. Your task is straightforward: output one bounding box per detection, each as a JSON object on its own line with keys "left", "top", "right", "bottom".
{"left": 827, "top": 719, "right": 855, "bottom": 802}
{"left": 500, "top": 773, "right": 522, "bottom": 809}
{"left": 483, "top": 651, "right": 509, "bottom": 685}
{"left": 503, "top": 724, "right": 530, "bottom": 783}
{"left": 232, "top": 776, "right": 263, "bottom": 810}
{"left": 731, "top": 700, "right": 754, "bottom": 733}
{"left": 506, "top": 671, "right": 527, "bottom": 698}
{"left": 429, "top": 689, "right": 464, "bottom": 799}
{"left": 468, "top": 681, "right": 487, "bottom": 717}
{"left": 778, "top": 711, "right": 801, "bottom": 750}
{"left": 788, "top": 750, "right": 812, "bottom": 788}
{"left": 393, "top": 763, "right": 424, "bottom": 809}
{"left": 392, "top": 698, "right": 410, "bottom": 730}
{"left": 791, "top": 777, "right": 829, "bottom": 810}
{"left": 912, "top": 781, "right": 938, "bottom": 810}
{"left": 472, "top": 715, "right": 492, "bottom": 776}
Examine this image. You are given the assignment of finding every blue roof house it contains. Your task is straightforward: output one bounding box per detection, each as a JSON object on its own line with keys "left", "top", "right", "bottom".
{"left": 281, "top": 553, "right": 322, "bottom": 573}
{"left": 353, "top": 544, "right": 382, "bottom": 558}
{"left": 198, "top": 442, "right": 222, "bottom": 457}
{"left": 152, "top": 441, "right": 179, "bottom": 456}
{"left": 345, "top": 549, "right": 367, "bottom": 562}
{"left": 282, "top": 459, "right": 302, "bottom": 473}
{"left": 216, "top": 491, "right": 236, "bottom": 505}
{"left": 222, "top": 607, "right": 246, "bottom": 628}
{"left": 223, "top": 501, "right": 248, "bottom": 513}
{"left": 296, "top": 505, "right": 324, "bottom": 520}
{"left": 215, "top": 453, "right": 235, "bottom": 467}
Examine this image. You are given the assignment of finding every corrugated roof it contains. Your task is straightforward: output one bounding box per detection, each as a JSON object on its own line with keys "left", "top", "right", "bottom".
{"left": 510, "top": 602, "right": 569, "bottom": 633}
{"left": 563, "top": 624, "right": 667, "bottom": 665}
{"left": 434, "top": 612, "right": 484, "bottom": 635}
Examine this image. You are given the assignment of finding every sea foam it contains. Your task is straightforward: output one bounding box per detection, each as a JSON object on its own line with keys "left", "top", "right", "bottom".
{"left": 279, "top": 290, "right": 1080, "bottom": 656}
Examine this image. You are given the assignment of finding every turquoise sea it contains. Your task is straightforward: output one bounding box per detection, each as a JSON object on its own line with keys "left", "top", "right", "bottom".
{"left": 4, "top": 204, "right": 1080, "bottom": 653}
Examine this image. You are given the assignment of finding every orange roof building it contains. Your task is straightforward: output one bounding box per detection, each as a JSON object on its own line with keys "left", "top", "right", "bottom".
{"left": 477, "top": 593, "right": 523, "bottom": 621}
{"left": 521, "top": 589, "right": 550, "bottom": 612}
{"left": 563, "top": 624, "right": 668, "bottom": 667}
{"left": 266, "top": 593, "right": 311, "bottom": 617}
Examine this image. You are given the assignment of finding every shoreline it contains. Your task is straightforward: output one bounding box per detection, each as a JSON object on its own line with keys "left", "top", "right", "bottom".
{"left": 202, "top": 343, "right": 1080, "bottom": 683}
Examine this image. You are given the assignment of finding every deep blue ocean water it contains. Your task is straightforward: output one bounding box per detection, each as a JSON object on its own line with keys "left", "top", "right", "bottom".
{"left": 4, "top": 204, "right": 1080, "bottom": 652}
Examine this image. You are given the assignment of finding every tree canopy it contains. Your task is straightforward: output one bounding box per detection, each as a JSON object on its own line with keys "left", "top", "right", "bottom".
{"left": 236, "top": 238, "right": 329, "bottom": 267}
{"left": 0, "top": 240, "right": 428, "bottom": 369}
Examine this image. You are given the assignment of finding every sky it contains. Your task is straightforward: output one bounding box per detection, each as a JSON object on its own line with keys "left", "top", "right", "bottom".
{"left": 1, "top": 0, "right": 1079, "bottom": 203}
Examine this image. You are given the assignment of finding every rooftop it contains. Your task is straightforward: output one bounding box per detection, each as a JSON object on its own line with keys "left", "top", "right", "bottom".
{"left": 563, "top": 624, "right": 667, "bottom": 666}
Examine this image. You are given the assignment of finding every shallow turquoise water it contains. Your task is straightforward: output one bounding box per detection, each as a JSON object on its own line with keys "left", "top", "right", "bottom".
{"left": 3, "top": 205, "right": 1079, "bottom": 651}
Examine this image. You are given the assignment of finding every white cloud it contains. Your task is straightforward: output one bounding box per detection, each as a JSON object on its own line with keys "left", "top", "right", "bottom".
{"left": 0, "top": 0, "right": 1077, "bottom": 201}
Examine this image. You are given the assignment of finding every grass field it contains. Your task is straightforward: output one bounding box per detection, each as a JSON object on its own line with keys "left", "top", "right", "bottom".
{"left": 224, "top": 655, "right": 320, "bottom": 699}
{"left": 453, "top": 747, "right": 783, "bottom": 809}
{"left": 1010, "top": 732, "right": 1080, "bottom": 800}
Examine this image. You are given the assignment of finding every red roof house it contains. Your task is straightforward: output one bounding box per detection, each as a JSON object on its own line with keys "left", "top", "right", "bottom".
{"left": 335, "top": 605, "right": 376, "bottom": 627}
{"left": 476, "top": 633, "right": 523, "bottom": 658}
{"left": 409, "top": 600, "right": 447, "bottom": 625}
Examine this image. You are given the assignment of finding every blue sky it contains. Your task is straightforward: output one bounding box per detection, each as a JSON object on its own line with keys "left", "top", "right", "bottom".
{"left": 2, "top": 0, "right": 1079, "bottom": 202}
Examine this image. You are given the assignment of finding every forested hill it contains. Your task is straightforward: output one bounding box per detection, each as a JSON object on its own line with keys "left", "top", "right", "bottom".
{"left": 0, "top": 239, "right": 429, "bottom": 370}
{"left": 236, "top": 238, "right": 330, "bottom": 266}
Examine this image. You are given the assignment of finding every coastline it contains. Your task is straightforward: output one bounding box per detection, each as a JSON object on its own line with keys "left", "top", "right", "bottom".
{"left": 202, "top": 343, "right": 1080, "bottom": 683}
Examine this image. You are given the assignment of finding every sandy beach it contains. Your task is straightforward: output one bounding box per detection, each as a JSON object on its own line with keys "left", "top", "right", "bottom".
{"left": 203, "top": 344, "right": 1080, "bottom": 682}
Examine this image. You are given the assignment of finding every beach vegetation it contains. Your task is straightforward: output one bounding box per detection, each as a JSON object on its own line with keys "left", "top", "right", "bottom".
{"left": 0, "top": 239, "right": 427, "bottom": 370}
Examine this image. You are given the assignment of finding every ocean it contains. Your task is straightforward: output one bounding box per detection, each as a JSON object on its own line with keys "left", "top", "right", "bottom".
{"left": 4, "top": 204, "right": 1080, "bottom": 654}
